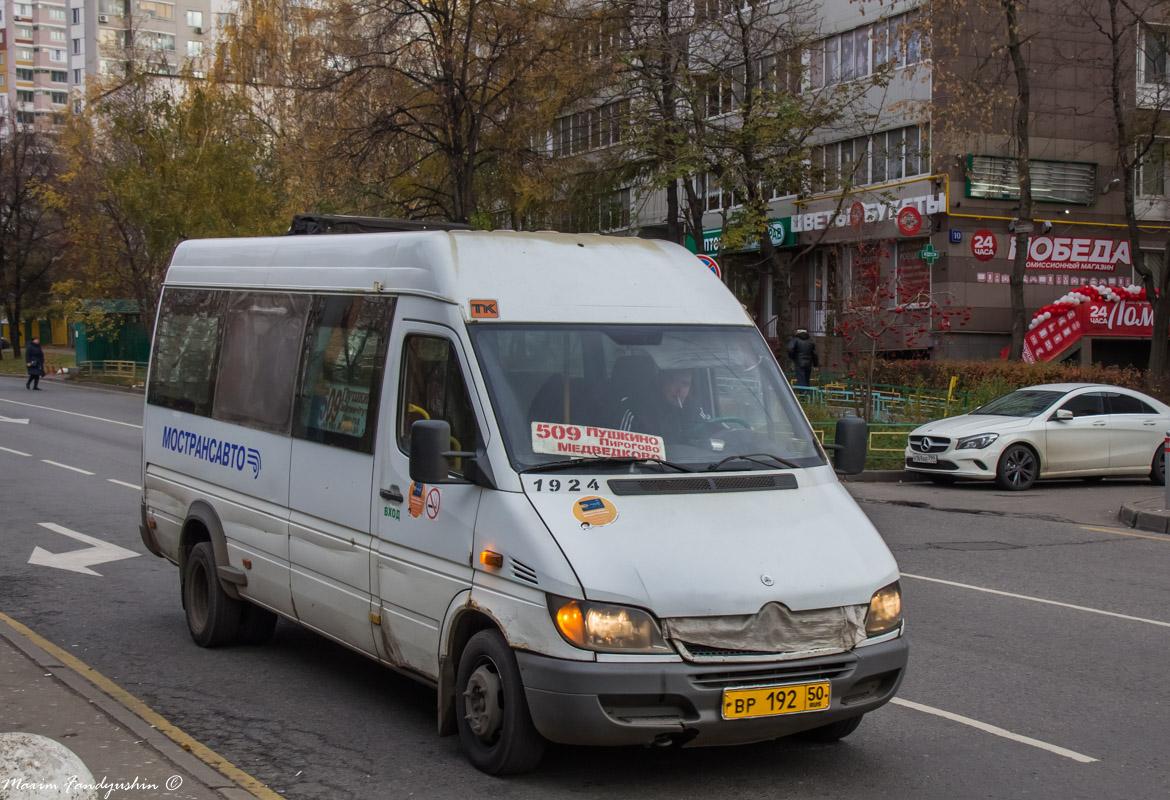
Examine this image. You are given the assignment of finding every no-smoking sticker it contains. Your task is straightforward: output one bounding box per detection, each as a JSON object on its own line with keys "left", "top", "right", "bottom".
{"left": 425, "top": 488, "right": 441, "bottom": 520}
{"left": 971, "top": 230, "right": 997, "bottom": 261}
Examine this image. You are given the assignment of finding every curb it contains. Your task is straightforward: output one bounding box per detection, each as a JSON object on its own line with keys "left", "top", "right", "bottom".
{"left": 1118, "top": 501, "right": 1170, "bottom": 534}
{"left": 0, "top": 613, "right": 269, "bottom": 800}
{"left": 844, "top": 470, "right": 931, "bottom": 483}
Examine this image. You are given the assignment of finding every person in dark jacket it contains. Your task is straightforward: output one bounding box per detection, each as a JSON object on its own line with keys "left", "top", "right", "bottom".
{"left": 25, "top": 337, "right": 45, "bottom": 390}
{"left": 786, "top": 329, "right": 819, "bottom": 388}
{"left": 616, "top": 368, "right": 710, "bottom": 444}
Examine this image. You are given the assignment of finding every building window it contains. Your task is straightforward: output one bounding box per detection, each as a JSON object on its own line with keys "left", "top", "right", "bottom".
{"left": 15, "top": 25, "right": 33, "bottom": 40}
{"left": 551, "top": 100, "right": 628, "bottom": 157}
{"left": 15, "top": 4, "right": 32, "bottom": 19}
{"left": 186, "top": 9, "right": 203, "bottom": 28}
{"left": 215, "top": 12, "right": 236, "bottom": 29}
{"left": 72, "top": 8, "right": 79, "bottom": 24}
{"left": 16, "top": 68, "right": 33, "bottom": 81}
{"left": 967, "top": 154, "right": 1097, "bottom": 204}
{"left": 50, "top": 91, "right": 67, "bottom": 104}
{"left": 1140, "top": 142, "right": 1168, "bottom": 196}
{"left": 17, "top": 48, "right": 33, "bottom": 61}
{"left": 50, "top": 29, "right": 65, "bottom": 41}
{"left": 806, "top": 12, "right": 924, "bottom": 91}
{"left": 50, "top": 8, "right": 65, "bottom": 20}
{"left": 50, "top": 70, "right": 66, "bottom": 83}
{"left": 138, "top": 2, "right": 174, "bottom": 21}
{"left": 1142, "top": 26, "right": 1170, "bottom": 83}
{"left": 72, "top": 38, "right": 80, "bottom": 54}
{"left": 187, "top": 40, "right": 203, "bottom": 57}
{"left": 73, "top": 68, "right": 81, "bottom": 84}
{"left": 50, "top": 48, "right": 65, "bottom": 62}
{"left": 17, "top": 90, "right": 34, "bottom": 104}
{"left": 811, "top": 124, "right": 929, "bottom": 192}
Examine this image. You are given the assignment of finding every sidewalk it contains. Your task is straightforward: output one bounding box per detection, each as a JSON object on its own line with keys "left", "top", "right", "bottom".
{"left": 0, "top": 615, "right": 264, "bottom": 800}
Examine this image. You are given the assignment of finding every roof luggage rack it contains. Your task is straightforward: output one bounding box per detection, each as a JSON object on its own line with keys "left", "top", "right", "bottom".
{"left": 287, "top": 214, "right": 472, "bottom": 235}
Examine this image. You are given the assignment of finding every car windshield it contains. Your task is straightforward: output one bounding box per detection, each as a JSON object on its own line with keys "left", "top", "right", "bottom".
{"left": 468, "top": 324, "right": 825, "bottom": 472}
{"left": 970, "top": 390, "right": 1065, "bottom": 417}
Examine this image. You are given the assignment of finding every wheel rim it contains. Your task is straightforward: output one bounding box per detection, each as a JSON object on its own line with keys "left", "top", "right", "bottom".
{"left": 1004, "top": 448, "right": 1036, "bottom": 488}
{"left": 463, "top": 661, "right": 504, "bottom": 744}
{"left": 1158, "top": 451, "right": 1165, "bottom": 482}
{"left": 188, "top": 559, "right": 210, "bottom": 630}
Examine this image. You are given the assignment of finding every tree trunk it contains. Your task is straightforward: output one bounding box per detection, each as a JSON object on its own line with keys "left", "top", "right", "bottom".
{"left": 1005, "top": 0, "right": 1032, "bottom": 360}
{"left": 1150, "top": 237, "right": 1170, "bottom": 390}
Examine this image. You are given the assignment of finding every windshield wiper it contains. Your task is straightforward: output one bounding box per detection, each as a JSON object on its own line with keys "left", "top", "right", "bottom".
{"left": 521, "top": 457, "right": 695, "bottom": 474}
{"left": 707, "top": 453, "right": 801, "bottom": 471}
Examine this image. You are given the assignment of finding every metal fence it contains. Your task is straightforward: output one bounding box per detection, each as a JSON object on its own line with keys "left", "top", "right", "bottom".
{"left": 77, "top": 360, "right": 148, "bottom": 382}
{"left": 795, "top": 378, "right": 967, "bottom": 423}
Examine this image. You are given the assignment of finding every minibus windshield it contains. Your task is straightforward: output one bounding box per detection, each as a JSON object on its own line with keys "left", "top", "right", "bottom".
{"left": 469, "top": 324, "right": 825, "bottom": 473}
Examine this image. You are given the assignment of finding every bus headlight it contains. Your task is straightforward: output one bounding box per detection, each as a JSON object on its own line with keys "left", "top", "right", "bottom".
{"left": 866, "top": 582, "right": 902, "bottom": 636}
{"left": 549, "top": 597, "right": 671, "bottom": 653}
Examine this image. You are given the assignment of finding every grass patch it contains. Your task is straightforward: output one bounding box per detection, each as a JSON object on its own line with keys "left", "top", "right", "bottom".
{"left": 0, "top": 352, "right": 76, "bottom": 375}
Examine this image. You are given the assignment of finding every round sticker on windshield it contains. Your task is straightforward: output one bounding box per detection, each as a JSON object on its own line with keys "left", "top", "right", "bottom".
{"left": 573, "top": 496, "right": 618, "bottom": 529}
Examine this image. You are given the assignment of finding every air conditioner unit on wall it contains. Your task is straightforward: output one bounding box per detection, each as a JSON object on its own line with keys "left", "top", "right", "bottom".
{"left": 193, "top": 26, "right": 202, "bottom": 34}
{"left": 98, "top": 14, "right": 109, "bottom": 23}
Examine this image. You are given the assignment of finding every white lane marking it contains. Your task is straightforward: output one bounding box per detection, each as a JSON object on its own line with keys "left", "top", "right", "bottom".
{"left": 0, "top": 398, "right": 142, "bottom": 429}
{"left": 0, "top": 415, "right": 29, "bottom": 424}
{"left": 892, "top": 698, "right": 1098, "bottom": 763}
{"left": 0, "top": 446, "right": 31, "bottom": 457}
{"left": 107, "top": 479, "right": 141, "bottom": 491}
{"left": 28, "top": 522, "right": 140, "bottom": 576}
{"left": 41, "top": 459, "right": 95, "bottom": 476}
{"left": 902, "top": 573, "right": 1170, "bottom": 629}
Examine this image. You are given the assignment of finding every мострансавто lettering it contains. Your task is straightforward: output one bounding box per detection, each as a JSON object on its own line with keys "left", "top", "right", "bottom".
{"left": 161, "top": 426, "right": 261, "bottom": 478}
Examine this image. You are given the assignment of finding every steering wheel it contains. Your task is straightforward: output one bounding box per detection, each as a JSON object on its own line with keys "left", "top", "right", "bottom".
{"left": 687, "top": 417, "right": 752, "bottom": 440}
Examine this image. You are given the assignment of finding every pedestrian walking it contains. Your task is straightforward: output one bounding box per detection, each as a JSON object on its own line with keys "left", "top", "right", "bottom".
{"left": 786, "top": 328, "right": 819, "bottom": 389}
{"left": 25, "top": 336, "right": 45, "bottom": 390}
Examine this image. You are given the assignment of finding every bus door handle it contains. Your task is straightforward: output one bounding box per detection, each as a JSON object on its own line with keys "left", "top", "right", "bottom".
{"left": 380, "top": 486, "right": 404, "bottom": 503}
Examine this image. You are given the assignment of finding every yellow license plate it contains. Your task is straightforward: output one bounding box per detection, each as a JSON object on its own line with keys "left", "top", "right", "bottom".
{"left": 722, "top": 681, "right": 831, "bottom": 720}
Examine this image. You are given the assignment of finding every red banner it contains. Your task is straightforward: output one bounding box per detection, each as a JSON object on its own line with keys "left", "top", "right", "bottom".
{"left": 1022, "top": 300, "right": 1156, "bottom": 362}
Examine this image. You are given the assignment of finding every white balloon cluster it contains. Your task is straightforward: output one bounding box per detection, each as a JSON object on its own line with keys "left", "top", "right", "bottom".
{"left": 1027, "top": 284, "right": 1146, "bottom": 330}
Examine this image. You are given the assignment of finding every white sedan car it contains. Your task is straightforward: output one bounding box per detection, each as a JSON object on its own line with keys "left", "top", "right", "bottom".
{"left": 904, "top": 383, "right": 1170, "bottom": 490}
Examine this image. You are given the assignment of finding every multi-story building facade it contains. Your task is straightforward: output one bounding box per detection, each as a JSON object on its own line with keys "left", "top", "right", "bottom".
{"left": 0, "top": 0, "right": 234, "bottom": 130}
{"left": 587, "top": 0, "right": 1170, "bottom": 365}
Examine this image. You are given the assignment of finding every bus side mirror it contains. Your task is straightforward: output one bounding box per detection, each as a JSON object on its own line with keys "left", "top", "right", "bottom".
{"left": 409, "top": 420, "right": 480, "bottom": 484}
{"left": 829, "top": 415, "right": 867, "bottom": 476}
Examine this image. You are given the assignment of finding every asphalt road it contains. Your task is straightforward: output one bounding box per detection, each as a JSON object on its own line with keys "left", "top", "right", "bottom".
{"left": 2, "top": 376, "right": 1168, "bottom": 799}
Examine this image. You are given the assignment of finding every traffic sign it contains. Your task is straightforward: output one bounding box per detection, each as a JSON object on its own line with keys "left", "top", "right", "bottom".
{"left": 697, "top": 254, "right": 721, "bottom": 279}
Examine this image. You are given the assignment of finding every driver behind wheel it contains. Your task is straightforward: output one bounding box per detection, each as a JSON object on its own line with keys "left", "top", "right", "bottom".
{"left": 615, "top": 368, "right": 711, "bottom": 443}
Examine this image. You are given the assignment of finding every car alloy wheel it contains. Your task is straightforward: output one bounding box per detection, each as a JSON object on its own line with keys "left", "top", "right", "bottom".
{"left": 996, "top": 444, "right": 1037, "bottom": 491}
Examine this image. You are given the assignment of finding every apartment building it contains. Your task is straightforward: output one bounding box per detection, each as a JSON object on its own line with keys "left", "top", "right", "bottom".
{"left": 579, "top": 0, "right": 1170, "bottom": 364}
{"left": 0, "top": 0, "right": 234, "bottom": 129}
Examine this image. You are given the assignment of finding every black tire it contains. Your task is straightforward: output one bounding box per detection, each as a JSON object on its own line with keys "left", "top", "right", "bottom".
{"left": 1152, "top": 448, "right": 1166, "bottom": 486}
{"left": 237, "top": 603, "right": 278, "bottom": 645}
{"left": 798, "top": 713, "right": 864, "bottom": 743}
{"left": 995, "top": 444, "right": 1038, "bottom": 491}
{"left": 455, "top": 629, "right": 546, "bottom": 775}
{"left": 183, "top": 541, "right": 243, "bottom": 648}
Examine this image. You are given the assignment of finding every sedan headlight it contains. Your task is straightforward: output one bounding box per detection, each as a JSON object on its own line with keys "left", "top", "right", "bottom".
{"left": 549, "top": 596, "right": 671, "bottom": 653}
{"left": 866, "top": 582, "right": 902, "bottom": 637}
{"left": 957, "top": 433, "right": 1000, "bottom": 450}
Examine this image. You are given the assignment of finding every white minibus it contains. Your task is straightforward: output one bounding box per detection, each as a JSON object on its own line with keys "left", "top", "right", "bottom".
{"left": 139, "top": 226, "right": 907, "bottom": 774}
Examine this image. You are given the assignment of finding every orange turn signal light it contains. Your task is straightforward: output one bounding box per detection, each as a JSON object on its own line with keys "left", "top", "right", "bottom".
{"left": 479, "top": 550, "right": 504, "bottom": 568}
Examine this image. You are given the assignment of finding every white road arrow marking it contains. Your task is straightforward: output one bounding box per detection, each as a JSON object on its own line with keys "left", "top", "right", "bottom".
{"left": 28, "top": 522, "right": 140, "bottom": 576}
{"left": 0, "top": 415, "right": 29, "bottom": 424}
